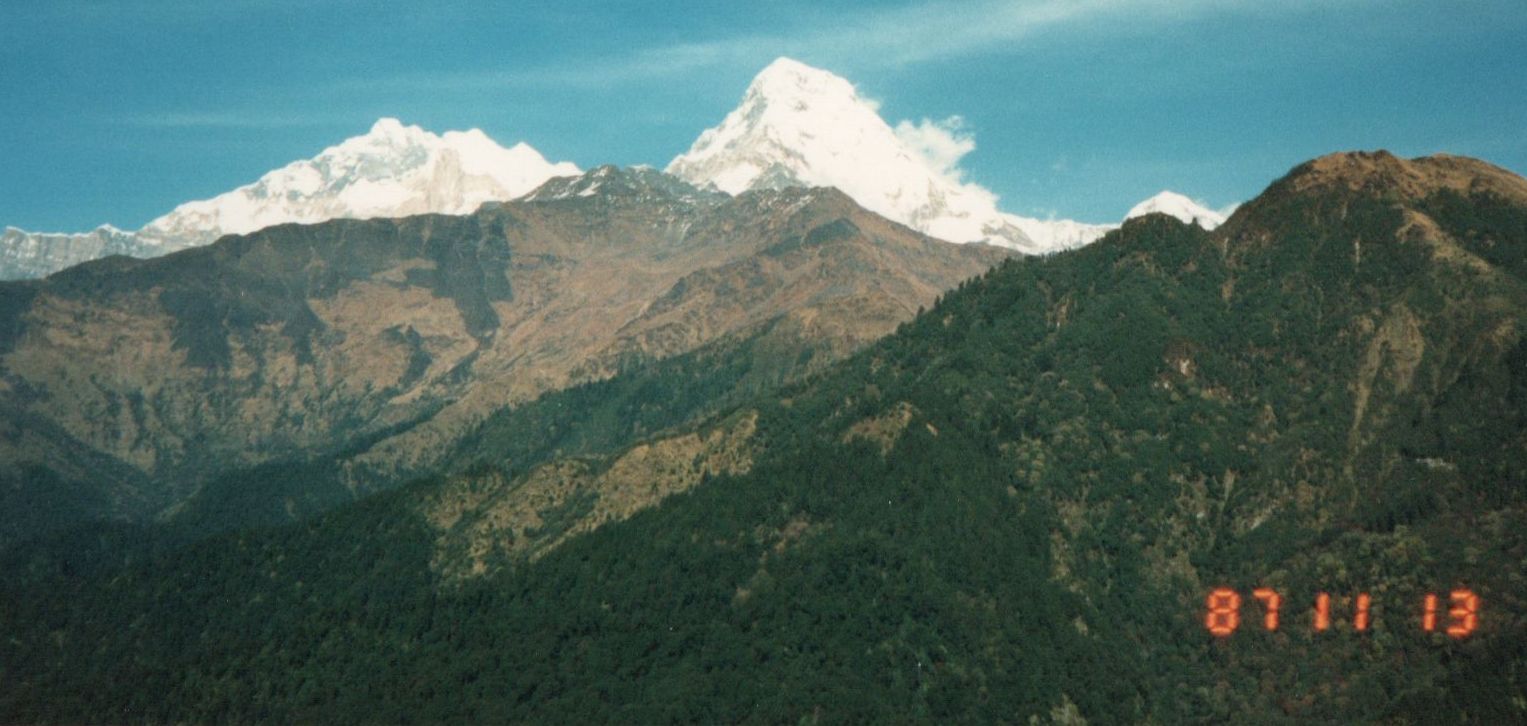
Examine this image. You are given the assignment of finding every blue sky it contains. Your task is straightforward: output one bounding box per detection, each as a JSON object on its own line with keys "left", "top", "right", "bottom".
{"left": 2, "top": 0, "right": 1524, "bottom": 231}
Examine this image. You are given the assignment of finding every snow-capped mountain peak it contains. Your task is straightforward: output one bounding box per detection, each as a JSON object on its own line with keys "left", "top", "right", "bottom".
{"left": 668, "top": 57, "right": 888, "bottom": 196}
{"left": 138, "top": 118, "right": 579, "bottom": 248}
{"left": 1124, "top": 191, "right": 1228, "bottom": 230}
{"left": 1, "top": 118, "right": 578, "bottom": 279}
{"left": 363, "top": 116, "right": 415, "bottom": 140}
{"left": 668, "top": 57, "right": 1111, "bottom": 253}
{"left": 745, "top": 57, "right": 862, "bottom": 115}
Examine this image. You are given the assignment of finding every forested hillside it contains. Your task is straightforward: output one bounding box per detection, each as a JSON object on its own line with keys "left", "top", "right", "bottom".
{"left": 3, "top": 152, "right": 1524, "bottom": 723}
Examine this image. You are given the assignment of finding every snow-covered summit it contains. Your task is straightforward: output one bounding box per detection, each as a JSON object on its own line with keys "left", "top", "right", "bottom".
{"left": 0, "top": 118, "right": 577, "bottom": 279}
{"left": 667, "top": 57, "right": 1111, "bottom": 254}
{"left": 1124, "top": 191, "right": 1228, "bottom": 230}
{"left": 139, "top": 118, "right": 579, "bottom": 248}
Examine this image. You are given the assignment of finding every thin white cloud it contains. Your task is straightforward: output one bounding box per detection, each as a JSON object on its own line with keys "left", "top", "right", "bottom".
{"left": 122, "top": 112, "right": 356, "bottom": 130}
{"left": 736, "top": 0, "right": 1345, "bottom": 70}
{"left": 335, "top": 0, "right": 1306, "bottom": 92}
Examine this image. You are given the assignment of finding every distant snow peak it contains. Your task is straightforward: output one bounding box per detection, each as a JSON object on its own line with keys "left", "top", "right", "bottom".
{"left": 667, "top": 57, "right": 1110, "bottom": 254}
{"left": 138, "top": 118, "right": 578, "bottom": 248}
{"left": 1125, "top": 191, "right": 1228, "bottom": 230}
{"left": 1, "top": 118, "right": 576, "bottom": 280}
{"left": 0, "top": 223, "right": 152, "bottom": 280}
{"left": 368, "top": 116, "right": 410, "bottom": 137}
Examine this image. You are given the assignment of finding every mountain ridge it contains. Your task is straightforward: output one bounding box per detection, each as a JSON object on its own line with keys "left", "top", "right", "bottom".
{"left": 0, "top": 164, "right": 1009, "bottom": 545}
{"left": 3, "top": 59, "right": 1233, "bottom": 279}
{"left": 138, "top": 117, "right": 580, "bottom": 248}
{"left": 3, "top": 148, "right": 1522, "bottom": 723}
{"left": 0, "top": 119, "right": 579, "bottom": 280}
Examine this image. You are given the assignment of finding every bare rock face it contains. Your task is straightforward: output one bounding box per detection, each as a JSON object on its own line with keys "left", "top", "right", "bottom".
{"left": 0, "top": 166, "right": 1009, "bottom": 545}
{"left": 0, "top": 225, "right": 158, "bottom": 281}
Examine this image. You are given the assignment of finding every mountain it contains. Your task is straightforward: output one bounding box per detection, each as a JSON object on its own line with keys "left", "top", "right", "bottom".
{"left": 668, "top": 57, "right": 1114, "bottom": 254}
{"left": 3, "top": 151, "right": 1521, "bottom": 723}
{"left": 0, "top": 165, "right": 1008, "bottom": 545}
{"left": 1125, "top": 190, "right": 1229, "bottom": 229}
{"left": 138, "top": 118, "right": 580, "bottom": 248}
{"left": 0, "top": 224, "right": 157, "bottom": 280}
{"left": 6, "top": 71, "right": 1213, "bottom": 278}
{"left": 0, "top": 119, "right": 579, "bottom": 280}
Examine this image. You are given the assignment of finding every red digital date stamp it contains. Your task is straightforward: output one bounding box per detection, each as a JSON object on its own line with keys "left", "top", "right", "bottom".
{"left": 1204, "top": 588, "right": 1478, "bottom": 638}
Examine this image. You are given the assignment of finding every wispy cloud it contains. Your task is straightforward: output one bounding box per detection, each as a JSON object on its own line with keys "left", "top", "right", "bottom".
{"left": 339, "top": 0, "right": 1308, "bottom": 93}
{"left": 121, "top": 112, "right": 357, "bottom": 130}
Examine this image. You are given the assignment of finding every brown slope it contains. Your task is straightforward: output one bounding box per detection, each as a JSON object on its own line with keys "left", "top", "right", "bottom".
{"left": 345, "top": 181, "right": 1011, "bottom": 486}
{"left": 1268, "top": 150, "right": 1527, "bottom": 202}
{"left": 0, "top": 166, "right": 1008, "bottom": 543}
{"left": 1220, "top": 150, "right": 1527, "bottom": 270}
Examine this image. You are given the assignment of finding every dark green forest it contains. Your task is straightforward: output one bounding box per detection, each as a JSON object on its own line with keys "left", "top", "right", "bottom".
{"left": 3, "top": 156, "right": 1526, "bottom": 723}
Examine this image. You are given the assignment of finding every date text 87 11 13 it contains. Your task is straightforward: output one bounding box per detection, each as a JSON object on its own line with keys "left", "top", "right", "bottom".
{"left": 1203, "top": 588, "right": 1478, "bottom": 638}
